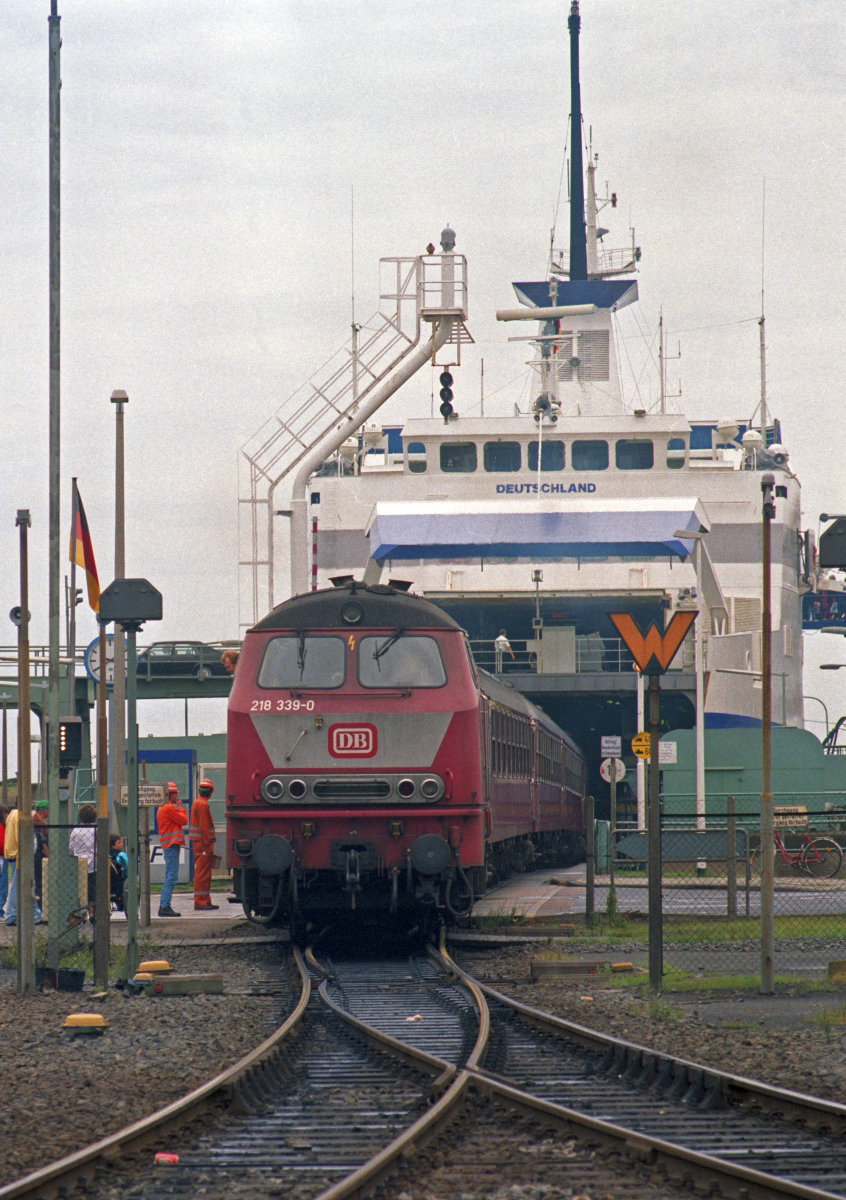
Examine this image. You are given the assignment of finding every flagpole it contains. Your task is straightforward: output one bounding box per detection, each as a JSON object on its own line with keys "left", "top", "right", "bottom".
{"left": 69, "top": 479, "right": 78, "bottom": 682}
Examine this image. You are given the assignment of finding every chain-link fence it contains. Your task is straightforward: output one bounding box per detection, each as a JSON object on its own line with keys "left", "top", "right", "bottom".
{"left": 588, "top": 795, "right": 846, "bottom": 981}
{"left": 12, "top": 823, "right": 101, "bottom": 987}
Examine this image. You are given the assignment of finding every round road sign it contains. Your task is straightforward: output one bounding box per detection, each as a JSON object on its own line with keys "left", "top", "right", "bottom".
{"left": 600, "top": 757, "right": 626, "bottom": 784}
{"left": 631, "top": 732, "right": 652, "bottom": 760}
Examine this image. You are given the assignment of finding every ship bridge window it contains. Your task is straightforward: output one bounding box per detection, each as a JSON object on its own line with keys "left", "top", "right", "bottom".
{"left": 440, "top": 442, "right": 477, "bottom": 473}
{"left": 258, "top": 636, "right": 346, "bottom": 689}
{"left": 666, "top": 438, "right": 687, "bottom": 470}
{"left": 406, "top": 441, "right": 427, "bottom": 474}
{"left": 359, "top": 635, "right": 447, "bottom": 688}
{"left": 616, "top": 439, "right": 654, "bottom": 470}
{"left": 528, "top": 440, "right": 565, "bottom": 471}
{"left": 484, "top": 441, "right": 521, "bottom": 472}
{"left": 572, "top": 440, "right": 609, "bottom": 471}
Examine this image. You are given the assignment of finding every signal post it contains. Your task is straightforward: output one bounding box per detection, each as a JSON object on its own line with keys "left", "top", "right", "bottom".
{"left": 609, "top": 610, "right": 696, "bottom": 991}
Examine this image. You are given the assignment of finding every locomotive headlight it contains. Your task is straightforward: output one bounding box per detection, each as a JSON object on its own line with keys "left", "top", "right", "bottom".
{"left": 288, "top": 779, "right": 307, "bottom": 800}
{"left": 397, "top": 778, "right": 416, "bottom": 799}
{"left": 420, "top": 777, "right": 443, "bottom": 800}
{"left": 261, "top": 776, "right": 286, "bottom": 804}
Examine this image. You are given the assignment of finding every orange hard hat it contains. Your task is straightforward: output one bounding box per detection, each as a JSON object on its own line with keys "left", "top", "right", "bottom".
{"left": 167, "top": 782, "right": 179, "bottom": 795}
{"left": 199, "top": 778, "right": 214, "bottom": 792}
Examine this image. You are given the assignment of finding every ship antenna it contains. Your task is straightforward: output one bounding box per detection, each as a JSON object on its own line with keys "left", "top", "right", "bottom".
{"left": 568, "top": 1, "right": 588, "bottom": 280}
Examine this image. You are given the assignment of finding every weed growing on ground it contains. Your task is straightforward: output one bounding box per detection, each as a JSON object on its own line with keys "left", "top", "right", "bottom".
{"left": 645, "top": 995, "right": 684, "bottom": 1023}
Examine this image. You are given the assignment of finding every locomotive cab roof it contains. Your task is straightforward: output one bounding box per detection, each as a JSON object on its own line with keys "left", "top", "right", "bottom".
{"left": 252, "top": 582, "right": 464, "bottom": 632}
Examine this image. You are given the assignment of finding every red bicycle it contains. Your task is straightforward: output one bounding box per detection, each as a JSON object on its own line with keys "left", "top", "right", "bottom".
{"left": 749, "top": 829, "right": 843, "bottom": 879}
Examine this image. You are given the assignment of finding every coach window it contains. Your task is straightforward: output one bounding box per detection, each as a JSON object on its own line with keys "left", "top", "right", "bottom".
{"left": 527, "top": 440, "right": 565, "bottom": 471}
{"left": 572, "top": 440, "right": 609, "bottom": 471}
{"left": 258, "top": 636, "right": 346, "bottom": 688}
{"left": 616, "top": 439, "right": 654, "bottom": 470}
{"left": 440, "top": 442, "right": 477, "bottom": 472}
{"left": 359, "top": 635, "right": 447, "bottom": 688}
{"left": 406, "top": 441, "right": 427, "bottom": 473}
{"left": 483, "top": 441, "right": 521, "bottom": 472}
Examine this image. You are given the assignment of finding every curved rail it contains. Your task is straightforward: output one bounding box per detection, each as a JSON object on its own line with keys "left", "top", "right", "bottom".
{"left": 0, "top": 948, "right": 311, "bottom": 1200}
{"left": 310, "top": 940, "right": 490, "bottom": 1200}
{"left": 438, "top": 947, "right": 846, "bottom": 1200}
{"left": 458, "top": 965, "right": 846, "bottom": 1134}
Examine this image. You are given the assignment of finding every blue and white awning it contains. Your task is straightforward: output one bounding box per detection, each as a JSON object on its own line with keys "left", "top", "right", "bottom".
{"left": 367, "top": 498, "right": 709, "bottom": 561}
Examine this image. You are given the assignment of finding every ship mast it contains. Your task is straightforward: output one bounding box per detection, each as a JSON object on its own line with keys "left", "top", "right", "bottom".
{"left": 568, "top": 1, "right": 588, "bottom": 281}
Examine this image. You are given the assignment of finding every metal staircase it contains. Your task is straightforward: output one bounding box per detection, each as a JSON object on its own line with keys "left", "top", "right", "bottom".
{"left": 239, "top": 251, "right": 469, "bottom": 627}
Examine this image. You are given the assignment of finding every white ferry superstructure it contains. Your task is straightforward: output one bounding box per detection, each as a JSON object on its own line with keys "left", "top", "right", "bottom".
{"left": 240, "top": 2, "right": 806, "bottom": 781}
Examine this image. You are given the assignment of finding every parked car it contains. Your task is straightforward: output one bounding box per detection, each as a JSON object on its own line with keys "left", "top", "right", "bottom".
{"left": 136, "top": 641, "right": 239, "bottom": 680}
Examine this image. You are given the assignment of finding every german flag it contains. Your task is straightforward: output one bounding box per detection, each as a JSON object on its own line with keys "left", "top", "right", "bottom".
{"left": 69, "top": 480, "right": 100, "bottom": 612}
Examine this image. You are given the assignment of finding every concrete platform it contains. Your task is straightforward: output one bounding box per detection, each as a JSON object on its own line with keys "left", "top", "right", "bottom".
{"left": 0, "top": 891, "right": 287, "bottom": 947}
{"left": 472, "top": 866, "right": 587, "bottom": 921}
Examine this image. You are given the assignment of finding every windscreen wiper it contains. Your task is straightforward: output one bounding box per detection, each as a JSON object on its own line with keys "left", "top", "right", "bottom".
{"left": 296, "top": 630, "right": 307, "bottom": 680}
{"left": 372, "top": 628, "right": 405, "bottom": 664}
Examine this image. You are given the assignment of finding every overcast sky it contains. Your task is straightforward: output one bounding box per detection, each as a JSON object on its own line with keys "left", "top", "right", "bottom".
{"left": 1, "top": 0, "right": 845, "bottom": 739}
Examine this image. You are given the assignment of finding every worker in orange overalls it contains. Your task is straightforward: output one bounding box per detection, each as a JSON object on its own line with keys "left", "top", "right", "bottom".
{"left": 190, "top": 778, "right": 218, "bottom": 910}
{"left": 157, "top": 782, "right": 188, "bottom": 917}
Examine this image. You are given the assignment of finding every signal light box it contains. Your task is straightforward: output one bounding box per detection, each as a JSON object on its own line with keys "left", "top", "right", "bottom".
{"left": 59, "top": 716, "right": 83, "bottom": 768}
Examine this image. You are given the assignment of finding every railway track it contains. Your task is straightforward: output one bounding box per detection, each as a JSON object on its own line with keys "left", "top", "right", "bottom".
{"left": 8, "top": 938, "right": 846, "bottom": 1200}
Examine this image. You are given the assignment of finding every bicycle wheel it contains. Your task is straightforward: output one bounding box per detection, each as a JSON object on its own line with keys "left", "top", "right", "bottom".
{"left": 801, "top": 838, "right": 843, "bottom": 879}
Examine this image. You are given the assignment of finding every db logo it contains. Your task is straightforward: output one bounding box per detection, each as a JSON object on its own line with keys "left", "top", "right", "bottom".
{"left": 328, "top": 723, "right": 378, "bottom": 758}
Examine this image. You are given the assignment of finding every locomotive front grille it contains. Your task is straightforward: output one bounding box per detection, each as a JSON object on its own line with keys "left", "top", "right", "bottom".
{"left": 259, "top": 771, "right": 445, "bottom": 805}
{"left": 313, "top": 779, "right": 392, "bottom": 800}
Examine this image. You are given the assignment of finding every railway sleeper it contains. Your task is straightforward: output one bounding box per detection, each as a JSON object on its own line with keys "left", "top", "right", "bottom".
{"left": 623, "top": 1134, "right": 657, "bottom": 1165}
{"left": 634, "top": 1053, "right": 659, "bottom": 1089}
{"left": 620, "top": 1049, "right": 643, "bottom": 1084}
{"left": 649, "top": 1056, "right": 676, "bottom": 1093}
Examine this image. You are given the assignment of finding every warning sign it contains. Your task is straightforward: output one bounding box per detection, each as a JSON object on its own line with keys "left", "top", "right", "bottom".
{"left": 608, "top": 610, "right": 696, "bottom": 675}
{"left": 631, "top": 732, "right": 652, "bottom": 760}
{"left": 119, "top": 783, "right": 167, "bottom": 807}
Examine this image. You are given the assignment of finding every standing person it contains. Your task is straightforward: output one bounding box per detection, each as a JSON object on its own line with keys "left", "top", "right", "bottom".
{"left": 5, "top": 805, "right": 43, "bottom": 927}
{"left": 69, "top": 804, "right": 97, "bottom": 921}
{"left": 220, "top": 649, "right": 239, "bottom": 675}
{"left": 157, "top": 782, "right": 187, "bottom": 917}
{"left": 494, "top": 629, "right": 515, "bottom": 673}
{"left": 109, "top": 833, "right": 128, "bottom": 912}
{"left": 189, "top": 778, "right": 218, "bottom": 910}
{"left": 33, "top": 800, "right": 48, "bottom": 906}
{"left": 0, "top": 805, "right": 9, "bottom": 919}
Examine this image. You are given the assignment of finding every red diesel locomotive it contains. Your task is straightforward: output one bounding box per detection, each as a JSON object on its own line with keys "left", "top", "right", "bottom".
{"left": 226, "top": 582, "right": 585, "bottom": 929}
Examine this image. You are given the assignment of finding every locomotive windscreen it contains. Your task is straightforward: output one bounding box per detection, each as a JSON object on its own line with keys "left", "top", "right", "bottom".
{"left": 359, "top": 635, "right": 446, "bottom": 688}
{"left": 258, "top": 635, "right": 346, "bottom": 688}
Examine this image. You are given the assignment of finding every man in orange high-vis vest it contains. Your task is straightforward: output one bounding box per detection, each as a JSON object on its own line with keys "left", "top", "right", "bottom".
{"left": 190, "top": 778, "right": 218, "bottom": 910}
{"left": 157, "top": 782, "right": 188, "bottom": 917}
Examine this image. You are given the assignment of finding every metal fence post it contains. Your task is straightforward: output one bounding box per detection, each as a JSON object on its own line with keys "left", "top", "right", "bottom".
{"left": 585, "top": 795, "right": 595, "bottom": 928}
{"left": 726, "top": 795, "right": 737, "bottom": 921}
{"left": 647, "top": 674, "right": 663, "bottom": 991}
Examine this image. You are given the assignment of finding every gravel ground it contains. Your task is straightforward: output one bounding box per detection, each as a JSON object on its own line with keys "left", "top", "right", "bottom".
{"left": 0, "top": 931, "right": 285, "bottom": 1188}
{"left": 6, "top": 937, "right": 846, "bottom": 1200}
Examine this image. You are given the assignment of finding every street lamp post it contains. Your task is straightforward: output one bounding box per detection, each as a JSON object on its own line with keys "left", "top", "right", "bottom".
{"left": 0, "top": 693, "right": 9, "bottom": 811}
{"left": 804, "top": 694, "right": 830, "bottom": 738}
{"left": 16, "top": 510, "right": 35, "bottom": 993}
{"left": 99, "top": 579, "right": 162, "bottom": 982}
{"left": 675, "top": 529, "right": 708, "bottom": 861}
{"left": 760, "top": 473, "right": 775, "bottom": 994}
{"left": 111, "top": 391, "right": 128, "bottom": 816}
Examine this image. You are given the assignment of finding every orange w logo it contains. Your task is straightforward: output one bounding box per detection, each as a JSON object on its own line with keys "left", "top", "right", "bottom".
{"left": 608, "top": 611, "right": 696, "bottom": 675}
